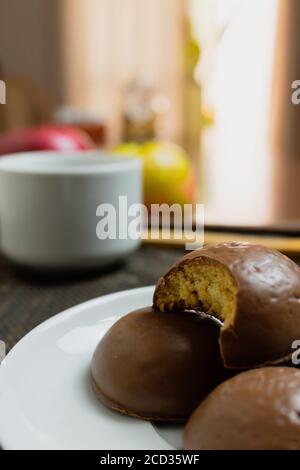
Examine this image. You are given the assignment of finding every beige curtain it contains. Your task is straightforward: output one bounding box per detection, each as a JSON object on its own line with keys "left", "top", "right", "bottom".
{"left": 0, "top": 0, "right": 185, "bottom": 142}
{"left": 60, "top": 0, "right": 185, "bottom": 143}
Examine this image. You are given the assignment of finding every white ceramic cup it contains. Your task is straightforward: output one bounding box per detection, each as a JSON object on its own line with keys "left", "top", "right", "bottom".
{"left": 0, "top": 151, "right": 143, "bottom": 270}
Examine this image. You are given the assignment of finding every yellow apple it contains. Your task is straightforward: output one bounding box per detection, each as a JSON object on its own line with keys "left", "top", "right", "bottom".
{"left": 113, "top": 141, "right": 196, "bottom": 208}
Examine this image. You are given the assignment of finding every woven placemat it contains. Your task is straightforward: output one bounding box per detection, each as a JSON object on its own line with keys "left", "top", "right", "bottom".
{"left": 0, "top": 245, "right": 186, "bottom": 351}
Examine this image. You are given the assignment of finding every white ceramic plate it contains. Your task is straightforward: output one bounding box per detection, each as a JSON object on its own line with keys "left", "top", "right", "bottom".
{"left": 0, "top": 286, "right": 183, "bottom": 450}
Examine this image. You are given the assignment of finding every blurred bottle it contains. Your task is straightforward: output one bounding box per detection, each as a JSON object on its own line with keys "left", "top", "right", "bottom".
{"left": 55, "top": 106, "right": 107, "bottom": 147}
{"left": 121, "top": 80, "right": 169, "bottom": 143}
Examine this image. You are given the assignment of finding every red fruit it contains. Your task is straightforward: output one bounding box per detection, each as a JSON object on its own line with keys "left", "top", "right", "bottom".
{"left": 0, "top": 126, "right": 95, "bottom": 155}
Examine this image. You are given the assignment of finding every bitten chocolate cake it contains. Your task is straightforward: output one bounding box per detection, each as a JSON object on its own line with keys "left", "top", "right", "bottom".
{"left": 153, "top": 242, "right": 300, "bottom": 368}
{"left": 91, "top": 307, "right": 229, "bottom": 422}
{"left": 184, "top": 367, "right": 300, "bottom": 450}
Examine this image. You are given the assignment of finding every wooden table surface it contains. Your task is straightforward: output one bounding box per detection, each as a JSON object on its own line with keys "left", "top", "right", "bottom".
{"left": 0, "top": 245, "right": 186, "bottom": 352}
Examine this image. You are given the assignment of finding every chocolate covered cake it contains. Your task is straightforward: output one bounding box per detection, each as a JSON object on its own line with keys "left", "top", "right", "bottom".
{"left": 154, "top": 242, "right": 300, "bottom": 368}
{"left": 184, "top": 367, "right": 300, "bottom": 450}
{"left": 91, "top": 307, "right": 229, "bottom": 422}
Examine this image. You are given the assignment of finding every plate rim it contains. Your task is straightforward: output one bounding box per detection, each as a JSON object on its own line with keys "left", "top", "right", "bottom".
{"left": 0, "top": 285, "right": 158, "bottom": 450}
{"left": 3, "top": 285, "right": 155, "bottom": 365}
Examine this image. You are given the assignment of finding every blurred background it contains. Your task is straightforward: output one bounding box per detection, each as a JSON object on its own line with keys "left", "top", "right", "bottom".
{"left": 1, "top": 0, "right": 300, "bottom": 232}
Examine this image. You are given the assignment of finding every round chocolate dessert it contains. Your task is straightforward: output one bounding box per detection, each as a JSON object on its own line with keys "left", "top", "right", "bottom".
{"left": 153, "top": 242, "right": 300, "bottom": 369}
{"left": 91, "top": 307, "right": 229, "bottom": 422}
{"left": 184, "top": 367, "right": 300, "bottom": 450}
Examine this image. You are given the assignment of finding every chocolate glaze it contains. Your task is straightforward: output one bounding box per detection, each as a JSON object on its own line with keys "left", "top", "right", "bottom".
{"left": 184, "top": 367, "right": 300, "bottom": 450}
{"left": 91, "top": 307, "right": 229, "bottom": 422}
{"left": 153, "top": 242, "right": 300, "bottom": 368}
